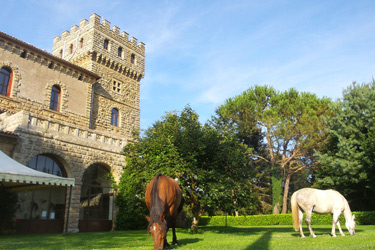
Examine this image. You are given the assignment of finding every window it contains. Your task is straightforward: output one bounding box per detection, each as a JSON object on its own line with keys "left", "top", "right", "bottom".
{"left": 69, "top": 44, "right": 73, "bottom": 54}
{"left": 131, "top": 54, "right": 136, "bottom": 64}
{"left": 112, "top": 80, "right": 121, "bottom": 93}
{"left": 49, "top": 85, "right": 61, "bottom": 111}
{"left": 118, "top": 47, "right": 123, "bottom": 58}
{"left": 59, "top": 49, "right": 63, "bottom": 58}
{"left": 80, "top": 38, "right": 84, "bottom": 48}
{"left": 20, "top": 50, "right": 27, "bottom": 58}
{"left": 27, "top": 154, "right": 65, "bottom": 176}
{"left": 104, "top": 39, "right": 109, "bottom": 50}
{"left": 0, "top": 67, "right": 12, "bottom": 97}
{"left": 111, "top": 108, "right": 119, "bottom": 126}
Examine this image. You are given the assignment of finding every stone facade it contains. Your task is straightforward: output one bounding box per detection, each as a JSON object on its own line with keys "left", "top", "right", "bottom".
{"left": 0, "top": 13, "right": 144, "bottom": 233}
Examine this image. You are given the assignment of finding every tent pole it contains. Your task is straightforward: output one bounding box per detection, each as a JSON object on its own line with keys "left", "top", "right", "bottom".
{"left": 65, "top": 185, "right": 73, "bottom": 234}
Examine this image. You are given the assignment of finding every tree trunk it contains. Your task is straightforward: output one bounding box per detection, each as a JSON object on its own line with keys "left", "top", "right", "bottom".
{"left": 281, "top": 174, "right": 292, "bottom": 214}
{"left": 271, "top": 167, "right": 282, "bottom": 214}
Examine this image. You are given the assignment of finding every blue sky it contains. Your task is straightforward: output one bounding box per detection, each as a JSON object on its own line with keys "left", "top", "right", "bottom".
{"left": 1, "top": 1, "right": 375, "bottom": 130}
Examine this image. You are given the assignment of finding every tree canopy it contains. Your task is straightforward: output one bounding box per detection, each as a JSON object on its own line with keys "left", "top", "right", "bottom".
{"left": 116, "top": 106, "right": 259, "bottom": 230}
{"left": 216, "top": 85, "right": 331, "bottom": 213}
{"left": 314, "top": 81, "right": 375, "bottom": 210}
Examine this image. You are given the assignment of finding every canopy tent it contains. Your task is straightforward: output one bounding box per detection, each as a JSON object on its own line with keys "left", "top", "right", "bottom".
{"left": 0, "top": 150, "right": 75, "bottom": 190}
{"left": 0, "top": 150, "right": 75, "bottom": 233}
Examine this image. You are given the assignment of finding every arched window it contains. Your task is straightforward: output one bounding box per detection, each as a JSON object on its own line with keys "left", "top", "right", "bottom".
{"left": 104, "top": 39, "right": 109, "bottom": 50}
{"left": 0, "top": 67, "right": 13, "bottom": 97}
{"left": 130, "top": 54, "right": 136, "bottom": 64}
{"left": 27, "top": 154, "right": 65, "bottom": 176}
{"left": 49, "top": 85, "right": 61, "bottom": 112}
{"left": 111, "top": 108, "right": 119, "bottom": 126}
{"left": 118, "top": 47, "right": 123, "bottom": 58}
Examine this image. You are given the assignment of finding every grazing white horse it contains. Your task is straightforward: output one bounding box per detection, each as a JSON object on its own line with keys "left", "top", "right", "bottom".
{"left": 291, "top": 188, "right": 356, "bottom": 238}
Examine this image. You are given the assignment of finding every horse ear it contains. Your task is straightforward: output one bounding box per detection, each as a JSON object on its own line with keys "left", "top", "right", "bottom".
{"left": 146, "top": 216, "right": 151, "bottom": 222}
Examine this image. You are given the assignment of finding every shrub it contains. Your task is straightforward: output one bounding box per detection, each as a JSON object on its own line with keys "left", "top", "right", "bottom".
{"left": 115, "top": 170, "right": 148, "bottom": 230}
{"left": 199, "top": 211, "right": 375, "bottom": 227}
{"left": 0, "top": 188, "right": 18, "bottom": 234}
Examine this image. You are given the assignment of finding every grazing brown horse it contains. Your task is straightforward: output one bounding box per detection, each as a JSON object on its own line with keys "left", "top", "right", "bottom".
{"left": 145, "top": 174, "right": 184, "bottom": 250}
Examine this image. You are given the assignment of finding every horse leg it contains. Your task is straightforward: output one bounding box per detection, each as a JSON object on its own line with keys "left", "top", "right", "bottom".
{"left": 164, "top": 238, "right": 170, "bottom": 248}
{"left": 305, "top": 210, "right": 316, "bottom": 238}
{"left": 172, "top": 226, "right": 177, "bottom": 245}
{"left": 331, "top": 211, "right": 344, "bottom": 237}
{"left": 298, "top": 208, "right": 305, "bottom": 238}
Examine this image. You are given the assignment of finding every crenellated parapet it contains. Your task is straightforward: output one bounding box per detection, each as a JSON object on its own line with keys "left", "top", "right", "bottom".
{"left": 52, "top": 13, "right": 145, "bottom": 78}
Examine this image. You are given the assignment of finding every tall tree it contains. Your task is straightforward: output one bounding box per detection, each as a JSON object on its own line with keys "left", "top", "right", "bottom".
{"left": 217, "top": 85, "right": 331, "bottom": 213}
{"left": 116, "top": 106, "right": 258, "bottom": 230}
{"left": 315, "top": 81, "right": 375, "bottom": 210}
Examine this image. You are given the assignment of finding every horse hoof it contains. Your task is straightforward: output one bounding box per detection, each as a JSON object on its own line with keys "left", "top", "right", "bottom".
{"left": 312, "top": 235, "right": 317, "bottom": 238}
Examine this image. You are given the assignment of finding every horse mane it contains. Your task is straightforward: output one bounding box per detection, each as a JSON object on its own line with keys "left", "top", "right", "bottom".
{"left": 148, "top": 174, "right": 166, "bottom": 227}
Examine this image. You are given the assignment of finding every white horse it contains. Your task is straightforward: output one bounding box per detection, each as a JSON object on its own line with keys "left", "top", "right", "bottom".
{"left": 291, "top": 188, "right": 356, "bottom": 238}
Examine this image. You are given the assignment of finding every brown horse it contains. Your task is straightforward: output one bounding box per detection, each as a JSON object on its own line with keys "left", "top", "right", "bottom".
{"left": 145, "top": 174, "right": 184, "bottom": 250}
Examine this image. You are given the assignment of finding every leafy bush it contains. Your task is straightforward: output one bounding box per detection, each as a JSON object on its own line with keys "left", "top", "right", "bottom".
{"left": 115, "top": 169, "right": 148, "bottom": 230}
{"left": 199, "top": 211, "right": 375, "bottom": 227}
{"left": 0, "top": 188, "right": 18, "bottom": 234}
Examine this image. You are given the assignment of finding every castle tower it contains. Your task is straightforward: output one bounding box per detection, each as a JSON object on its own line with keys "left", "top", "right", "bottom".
{"left": 52, "top": 13, "right": 145, "bottom": 138}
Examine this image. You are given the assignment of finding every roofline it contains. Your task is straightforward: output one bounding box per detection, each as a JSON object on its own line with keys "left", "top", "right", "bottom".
{"left": 0, "top": 31, "right": 100, "bottom": 80}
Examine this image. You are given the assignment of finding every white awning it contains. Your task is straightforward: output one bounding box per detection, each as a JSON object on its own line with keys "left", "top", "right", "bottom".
{"left": 0, "top": 150, "right": 75, "bottom": 188}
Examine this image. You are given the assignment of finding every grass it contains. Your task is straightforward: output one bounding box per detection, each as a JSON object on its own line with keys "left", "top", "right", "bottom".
{"left": 0, "top": 225, "right": 374, "bottom": 249}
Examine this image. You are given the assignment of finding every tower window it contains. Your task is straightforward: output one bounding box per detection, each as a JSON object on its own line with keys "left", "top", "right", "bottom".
{"left": 20, "top": 50, "right": 27, "bottom": 58}
{"left": 112, "top": 80, "right": 121, "bottom": 93}
{"left": 111, "top": 108, "right": 119, "bottom": 126}
{"left": 59, "top": 49, "right": 63, "bottom": 58}
{"left": 69, "top": 44, "right": 74, "bottom": 54}
{"left": 118, "top": 47, "right": 123, "bottom": 58}
{"left": 80, "top": 38, "right": 84, "bottom": 48}
{"left": 0, "top": 67, "right": 12, "bottom": 97}
{"left": 104, "top": 39, "right": 109, "bottom": 50}
{"left": 49, "top": 85, "right": 61, "bottom": 112}
{"left": 131, "top": 54, "right": 136, "bottom": 64}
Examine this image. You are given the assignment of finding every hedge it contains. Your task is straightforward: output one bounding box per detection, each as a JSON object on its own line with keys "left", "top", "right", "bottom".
{"left": 199, "top": 211, "right": 375, "bottom": 227}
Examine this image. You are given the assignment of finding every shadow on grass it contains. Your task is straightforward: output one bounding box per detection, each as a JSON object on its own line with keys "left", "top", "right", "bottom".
{"left": 197, "top": 226, "right": 362, "bottom": 250}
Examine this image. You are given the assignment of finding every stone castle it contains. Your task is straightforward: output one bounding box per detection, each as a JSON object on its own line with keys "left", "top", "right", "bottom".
{"left": 0, "top": 13, "right": 144, "bottom": 233}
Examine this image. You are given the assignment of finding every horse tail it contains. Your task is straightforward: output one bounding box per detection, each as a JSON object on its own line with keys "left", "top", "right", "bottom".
{"left": 291, "top": 191, "right": 299, "bottom": 232}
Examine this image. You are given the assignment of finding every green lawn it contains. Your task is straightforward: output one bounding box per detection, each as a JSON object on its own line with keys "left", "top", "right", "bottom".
{"left": 0, "top": 225, "right": 374, "bottom": 250}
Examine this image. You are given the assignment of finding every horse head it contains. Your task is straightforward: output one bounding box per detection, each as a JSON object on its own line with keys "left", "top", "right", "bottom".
{"left": 147, "top": 215, "right": 168, "bottom": 250}
{"left": 345, "top": 214, "right": 356, "bottom": 235}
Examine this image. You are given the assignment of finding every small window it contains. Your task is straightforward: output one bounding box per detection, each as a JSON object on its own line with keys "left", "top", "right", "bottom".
{"left": 49, "top": 85, "right": 61, "bottom": 112}
{"left": 0, "top": 67, "right": 12, "bottom": 97}
{"left": 80, "top": 38, "right": 84, "bottom": 48}
{"left": 112, "top": 80, "right": 121, "bottom": 93}
{"left": 59, "top": 49, "right": 63, "bottom": 58}
{"left": 20, "top": 50, "right": 27, "bottom": 58}
{"left": 131, "top": 54, "right": 136, "bottom": 64}
{"left": 69, "top": 44, "right": 74, "bottom": 54}
{"left": 111, "top": 108, "right": 119, "bottom": 126}
{"left": 118, "top": 47, "right": 123, "bottom": 58}
{"left": 104, "top": 39, "right": 109, "bottom": 50}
